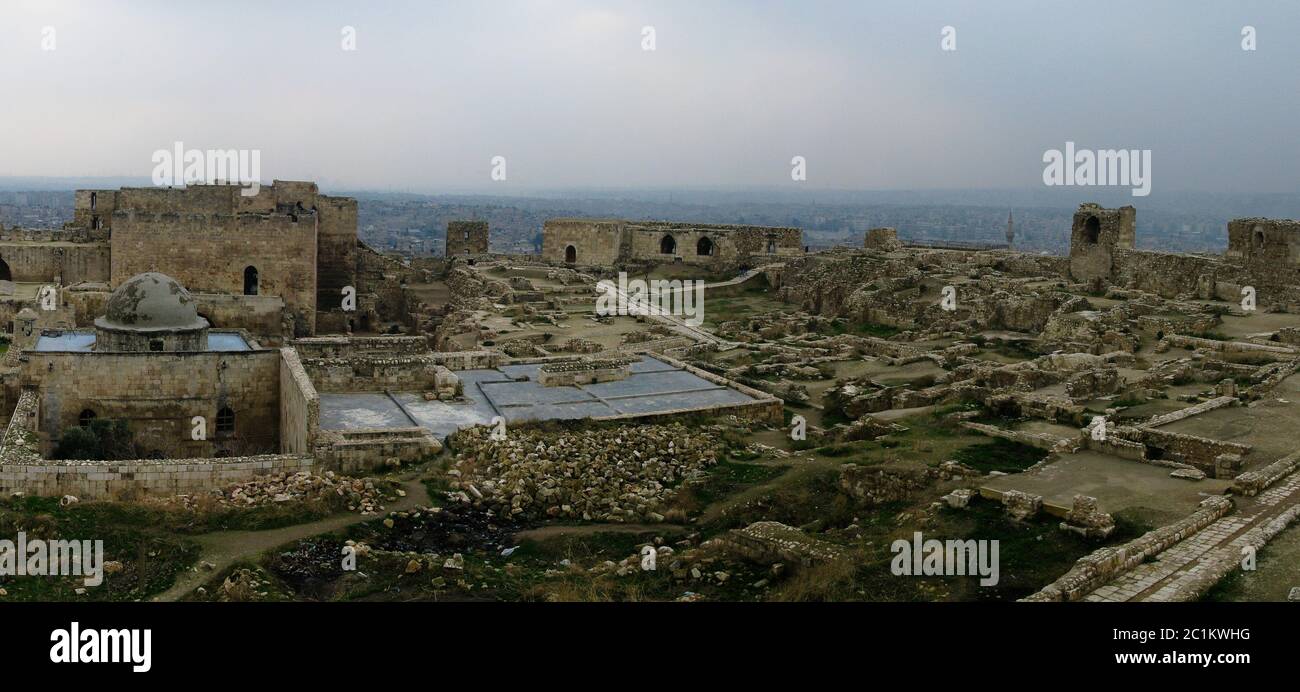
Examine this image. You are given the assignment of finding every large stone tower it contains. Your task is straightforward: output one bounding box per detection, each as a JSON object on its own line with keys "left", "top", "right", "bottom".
{"left": 1068, "top": 204, "right": 1135, "bottom": 285}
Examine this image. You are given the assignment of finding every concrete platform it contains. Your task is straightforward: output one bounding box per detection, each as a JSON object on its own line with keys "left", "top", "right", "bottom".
{"left": 1160, "top": 374, "right": 1300, "bottom": 468}
{"left": 319, "top": 354, "right": 764, "bottom": 440}
{"left": 981, "top": 450, "right": 1232, "bottom": 519}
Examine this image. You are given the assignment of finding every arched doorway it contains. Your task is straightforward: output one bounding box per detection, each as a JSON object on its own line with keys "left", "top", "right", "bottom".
{"left": 697, "top": 236, "right": 714, "bottom": 256}
{"left": 564, "top": 245, "right": 576, "bottom": 264}
{"left": 660, "top": 235, "right": 676, "bottom": 255}
{"left": 0, "top": 258, "right": 10, "bottom": 282}
{"left": 243, "top": 266, "right": 259, "bottom": 295}
{"left": 1084, "top": 216, "right": 1100, "bottom": 244}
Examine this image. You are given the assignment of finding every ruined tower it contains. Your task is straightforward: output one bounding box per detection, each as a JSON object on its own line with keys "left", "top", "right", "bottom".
{"left": 1006, "top": 211, "right": 1014, "bottom": 249}
{"left": 446, "top": 220, "right": 489, "bottom": 256}
{"left": 1068, "top": 203, "right": 1135, "bottom": 286}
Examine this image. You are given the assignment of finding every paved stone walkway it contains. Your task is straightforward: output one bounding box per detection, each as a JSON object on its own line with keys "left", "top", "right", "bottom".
{"left": 1084, "top": 470, "right": 1300, "bottom": 602}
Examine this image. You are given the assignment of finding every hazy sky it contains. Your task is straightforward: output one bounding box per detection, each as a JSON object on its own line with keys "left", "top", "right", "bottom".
{"left": 2, "top": 0, "right": 1298, "bottom": 193}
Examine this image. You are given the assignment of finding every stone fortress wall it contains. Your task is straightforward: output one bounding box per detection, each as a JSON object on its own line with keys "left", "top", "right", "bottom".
{"left": 1073, "top": 203, "right": 1300, "bottom": 310}
{"left": 109, "top": 208, "right": 318, "bottom": 335}
{"left": 541, "top": 218, "right": 802, "bottom": 269}
{"left": 1, "top": 181, "right": 449, "bottom": 349}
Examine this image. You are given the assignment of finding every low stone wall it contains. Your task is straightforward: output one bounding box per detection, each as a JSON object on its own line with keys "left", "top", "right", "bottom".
{"left": 1144, "top": 396, "right": 1236, "bottom": 427}
{"left": 1117, "top": 425, "right": 1250, "bottom": 477}
{"left": 725, "top": 521, "right": 843, "bottom": 566}
{"left": 433, "top": 350, "right": 500, "bottom": 371}
{"left": 1022, "top": 496, "right": 1234, "bottom": 602}
{"left": 0, "top": 384, "right": 317, "bottom": 500}
{"left": 1084, "top": 435, "right": 1147, "bottom": 462}
{"left": 0, "top": 454, "right": 313, "bottom": 500}
{"left": 1169, "top": 500, "right": 1300, "bottom": 601}
{"left": 959, "top": 422, "right": 1069, "bottom": 451}
{"left": 301, "top": 353, "right": 444, "bottom": 392}
{"left": 1233, "top": 450, "right": 1300, "bottom": 496}
{"left": 1164, "top": 334, "right": 1296, "bottom": 361}
{"left": 293, "top": 335, "right": 430, "bottom": 359}
{"left": 1244, "top": 360, "right": 1299, "bottom": 398}
{"left": 537, "top": 358, "right": 632, "bottom": 387}
{"left": 314, "top": 427, "right": 440, "bottom": 474}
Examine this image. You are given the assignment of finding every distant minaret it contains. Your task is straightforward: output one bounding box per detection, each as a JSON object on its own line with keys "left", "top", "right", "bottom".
{"left": 1005, "top": 211, "right": 1015, "bottom": 249}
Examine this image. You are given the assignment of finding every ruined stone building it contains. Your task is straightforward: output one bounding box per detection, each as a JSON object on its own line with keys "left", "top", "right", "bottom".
{"left": 1068, "top": 203, "right": 1300, "bottom": 310}
{"left": 541, "top": 219, "right": 803, "bottom": 269}
{"left": 446, "top": 220, "right": 489, "bottom": 256}
{"left": 0, "top": 181, "right": 452, "bottom": 494}
{"left": 0, "top": 181, "right": 436, "bottom": 341}
{"left": 18, "top": 272, "right": 281, "bottom": 459}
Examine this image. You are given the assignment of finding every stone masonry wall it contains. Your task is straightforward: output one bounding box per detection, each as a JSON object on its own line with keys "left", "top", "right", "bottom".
{"left": 110, "top": 210, "right": 318, "bottom": 336}
{"left": 1022, "top": 496, "right": 1233, "bottom": 601}
{"left": 24, "top": 350, "right": 280, "bottom": 459}
{"left": 0, "top": 454, "right": 313, "bottom": 500}
{"left": 0, "top": 388, "right": 308, "bottom": 499}
{"left": 279, "top": 348, "right": 319, "bottom": 455}
{"left": 446, "top": 220, "right": 489, "bottom": 256}
{"left": 0, "top": 241, "right": 110, "bottom": 283}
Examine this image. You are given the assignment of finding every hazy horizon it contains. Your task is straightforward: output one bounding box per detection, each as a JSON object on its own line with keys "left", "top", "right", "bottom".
{"left": 3, "top": 0, "right": 1298, "bottom": 195}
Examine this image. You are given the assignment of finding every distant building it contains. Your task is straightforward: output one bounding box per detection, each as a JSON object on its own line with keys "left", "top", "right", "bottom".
{"left": 541, "top": 218, "right": 801, "bottom": 268}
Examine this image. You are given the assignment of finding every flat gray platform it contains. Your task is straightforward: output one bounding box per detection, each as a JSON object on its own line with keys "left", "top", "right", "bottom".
{"left": 31, "top": 330, "right": 251, "bottom": 352}
{"left": 318, "top": 355, "right": 761, "bottom": 440}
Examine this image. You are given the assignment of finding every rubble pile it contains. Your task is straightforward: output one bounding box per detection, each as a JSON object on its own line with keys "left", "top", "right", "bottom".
{"left": 447, "top": 423, "right": 723, "bottom": 521}
{"left": 151, "top": 471, "right": 396, "bottom": 515}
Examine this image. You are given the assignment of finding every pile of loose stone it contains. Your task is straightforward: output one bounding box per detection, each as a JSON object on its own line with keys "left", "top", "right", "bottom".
{"left": 447, "top": 423, "right": 723, "bottom": 522}
{"left": 152, "top": 471, "right": 397, "bottom": 515}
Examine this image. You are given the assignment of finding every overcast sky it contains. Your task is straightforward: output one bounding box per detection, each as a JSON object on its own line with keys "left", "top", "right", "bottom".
{"left": 1, "top": 0, "right": 1297, "bottom": 193}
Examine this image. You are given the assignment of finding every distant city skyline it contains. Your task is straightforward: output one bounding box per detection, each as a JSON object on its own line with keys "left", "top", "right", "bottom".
{"left": 3, "top": 1, "right": 1299, "bottom": 194}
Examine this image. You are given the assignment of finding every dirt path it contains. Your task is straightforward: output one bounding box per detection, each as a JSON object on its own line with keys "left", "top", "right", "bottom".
{"left": 151, "top": 478, "right": 431, "bottom": 602}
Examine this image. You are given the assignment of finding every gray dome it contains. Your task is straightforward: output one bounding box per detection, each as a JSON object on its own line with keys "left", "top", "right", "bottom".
{"left": 95, "top": 272, "right": 208, "bottom": 332}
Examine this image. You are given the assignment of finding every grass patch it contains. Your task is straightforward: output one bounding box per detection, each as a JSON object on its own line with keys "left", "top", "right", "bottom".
{"left": 951, "top": 438, "right": 1046, "bottom": 474}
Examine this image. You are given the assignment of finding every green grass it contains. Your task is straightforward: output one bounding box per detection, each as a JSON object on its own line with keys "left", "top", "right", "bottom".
{"left": 826, "top": 320, "right": 901, "bottom": 339}
{"left": 951, "top": 438, "right": 1046, "bottom": 474}
{"left": 0, "top": 497, "right": 199, "bottom": 601}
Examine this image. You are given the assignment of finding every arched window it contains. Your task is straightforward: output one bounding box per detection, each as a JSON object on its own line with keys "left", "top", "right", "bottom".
{"left": 90, "top": 192, "right": 97, "bottom": 211}
{"left": 766, "top": 239, "right": 776, "bottom": 254}
{"left": 216, "top": 407, "right": 235, "bottom": 434}
{"left": 0, "top": 258, "right": 10, "bottom": 282}
{"left": 564, "top": 245, "right": 576, "bottom": 264}
{"left": 697, "top": 237, "right": 714, "bottom": 256}
{"left": 1084, "top": 216, "right": 1101, "bottom": 244}
{"left": 79, "top": 409, "right": 96, "bottom": 427}
{"left": 243, "top": 266, "right": 259, "bottom": 295}
{"left": 660, "top": 235, "right": 677, "bottom": 255}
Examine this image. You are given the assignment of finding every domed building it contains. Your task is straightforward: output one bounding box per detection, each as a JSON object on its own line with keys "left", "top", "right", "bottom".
{"left": 16, "top": 272, "right": 290, "bottom": 463}
{"left": 93, "top": 272, "right": 210, "bottom": 352}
